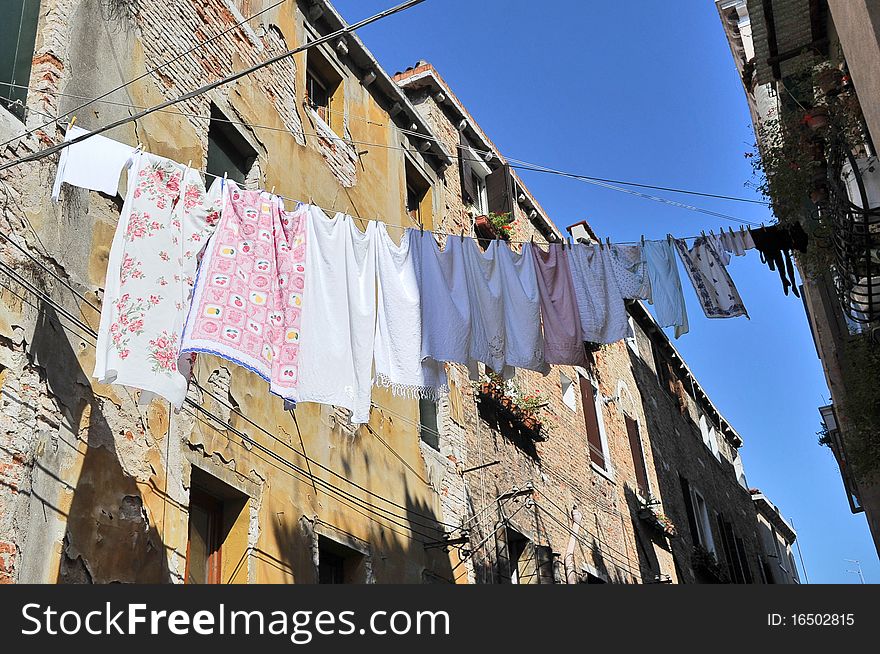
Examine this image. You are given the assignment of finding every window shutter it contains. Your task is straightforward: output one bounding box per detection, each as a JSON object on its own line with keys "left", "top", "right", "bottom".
{"left": 679, "top": 475, "right": 700, "bottom": 547}
{"left": 579, "top": 376, "right": 606, "bottom": 469}
{"left": 716, "top": 512, "right": 738, "bottom": 582}
{"left": 625, "top": 416, "right": 650, "bottom": 497}
{"left": 535, "top": 545, "right": 556, "bottom": 584}
{"left": 734, "top": 536, "right": 753, "bottom": 584}
{"left": 459, "top": 132, "right": 477, "bottom": 205}
{"left": 485, "top": 163, "right": 514, "bottom": 215}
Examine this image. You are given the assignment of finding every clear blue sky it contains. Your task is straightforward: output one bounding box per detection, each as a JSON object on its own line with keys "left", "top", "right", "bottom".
{"left": 331, "top": 0, "right": 878, "bottom": 583}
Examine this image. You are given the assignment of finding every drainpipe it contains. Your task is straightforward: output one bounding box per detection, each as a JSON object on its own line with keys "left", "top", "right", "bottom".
{"left": 565, "top": 508, "right": 583, "bottom": 584}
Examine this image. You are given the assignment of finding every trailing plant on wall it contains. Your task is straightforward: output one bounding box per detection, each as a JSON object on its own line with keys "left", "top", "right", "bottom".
{"left": 838, "top": 334, "right": 880, "bottom": 476}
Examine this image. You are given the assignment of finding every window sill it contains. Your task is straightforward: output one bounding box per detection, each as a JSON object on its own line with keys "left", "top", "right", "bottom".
{"left": 591, "top": 462, "right": 615, "bottom": 484}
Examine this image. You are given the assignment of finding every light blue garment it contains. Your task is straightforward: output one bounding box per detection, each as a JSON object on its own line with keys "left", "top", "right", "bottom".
{"left": 643, "top": 239, "right": 689, "bottom": 338}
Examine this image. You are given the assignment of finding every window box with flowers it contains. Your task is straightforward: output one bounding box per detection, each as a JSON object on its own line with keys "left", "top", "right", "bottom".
{"left": 476, "top": 375, "right": 551, "bottom": 441}
{"left": 474, "top": 211, "right": 516, "bottom": 241}
{"left": 637, "top": 497, "right": 677, "bottom": 539}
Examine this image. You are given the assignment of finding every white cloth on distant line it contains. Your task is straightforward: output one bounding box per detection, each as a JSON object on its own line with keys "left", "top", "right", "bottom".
{"left": 643, "top": 238, "right": 689, "bottom": 338}
{"left": 460, "top": 238, "right": 548, "bottom": 378}
{"left": 374, "top": 226, "right": 446, "bottom": 399}
{"left": 674, "top": 237, "right": 748, "bottom": 320}
{"left": 51, "top": 125, "right": 138, "bottom": 201}
{"left": 609, "top": 244, "right": 652, "bottom": 301}
{"left": 568, "top": 243, "right": 630, "bottom": 344}
{"left": 296, "top": 208, "right": 377, "bottom": 424}
{"left": 411, "top": 231, "right": 471, "bottom": 384}
{"left": 94, "top": 152, "right": 222, "bottom": 407}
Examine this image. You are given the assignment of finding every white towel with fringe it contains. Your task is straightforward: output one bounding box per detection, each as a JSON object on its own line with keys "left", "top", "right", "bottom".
{"left": 374, "top": 226, "right": 447, "bottom": 400}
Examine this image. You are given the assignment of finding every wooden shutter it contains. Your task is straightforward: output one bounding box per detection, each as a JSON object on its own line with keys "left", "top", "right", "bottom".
{"left": 579, "top": 376, "right": 605, "bottom": 469}
{"left": 485, "top": 163, "right": 514, "bottom": 215}
{"left": 625, "top": 416, "right": 650, "bottom": 497}
{"left": 459, "top": 132, "right": 477, "bottom": 204}
{"left": 716, "top": 513, "right": 739, "bottom": 582}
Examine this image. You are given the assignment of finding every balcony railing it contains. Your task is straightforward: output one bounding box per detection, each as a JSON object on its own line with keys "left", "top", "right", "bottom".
{"left": 826, "top": 139, "right": 880, "bottom": 326}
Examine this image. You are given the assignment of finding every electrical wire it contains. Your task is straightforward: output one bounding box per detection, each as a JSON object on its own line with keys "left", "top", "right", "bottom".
{"left": 0, "top": 0, "right": 290, "bottom": 151}
{"left": 0, "top": 0, "right": 430, "bottom": 174}
{"left": 1, "top": 79, "right": 769, "bottom": 212}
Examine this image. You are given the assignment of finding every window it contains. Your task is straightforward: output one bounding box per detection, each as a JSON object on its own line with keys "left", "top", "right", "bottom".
{"left": 625, "top": 414, "right": 650, "bottom": 498}
{"left": 732, "top": 451, "right": 748, "bottom": 489}
{"left": 471, "top": 170, "right": 487, "bottom": 214}
{"left": 305, "top": 46, "right": 343, "bottom": 135}
{"left": 652, "top": 344, "right": 670, "bottom": 390}
{"left": 186, "top": 488, "right": 223, "bottom": 584}
{"left": 690, "top": 488, "right": 716, "bottom": 555}
{"left": 560, "top": 372, "right": 577, "bottom": 412}
{"left": 1, "top": 0, "right": 40, "bottom": 120}
{"left": 318, "top": 536, "right": 366, "bottom": 584}
{"left": 579, "top": 375, "right": 610, "bottom": 472}
{"left": 418, "top": 397, "right": 440, "bottom": 451}
{"left": 498, "top": 527, "right": 551, "bottom": 584}
{"left": 405, "top": 157, "right": 433, "bottom": 228}
{"left": 207, "top": 104, "right": 258, "bottom": 184}
{"left": 185, "top": 468, "right": 249, "bottom": 585}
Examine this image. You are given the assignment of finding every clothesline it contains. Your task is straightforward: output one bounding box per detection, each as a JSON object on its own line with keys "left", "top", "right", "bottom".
{"left": 44, "top": 119, "right": 805, "bottom": 433}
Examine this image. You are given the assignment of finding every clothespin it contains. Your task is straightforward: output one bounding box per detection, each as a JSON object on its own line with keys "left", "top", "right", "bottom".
{"left": 530, "top": 233, "right": 534, "bottom": 244}
{"left": 270, "top": 185, "right": 276, "bottom": 196}
{"left": 186, "top": 160, "right": 192, "bottom": 171}
{"left": 222, "top": 171, "right": 228, "bottom": 191}
{"left": 640, "top": 234, "right": 646, "bottom": 247}
{"left": 606, "top": 236, "right": 611, "bottom": 249}
{"left": 67, "top": 116, "right": 77, "bottom": 131}
{"left": 308, "top": 195, "right": 314, "bottom": 205}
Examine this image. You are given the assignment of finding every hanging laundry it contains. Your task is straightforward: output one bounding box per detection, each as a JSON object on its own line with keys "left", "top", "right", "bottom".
{"left": 374, "top": 226, "right": 447, "bottom": 400}
{"left": 531, "top": 243, "right": 588, "bottom": 365}
{"left": 675, "top": 237, "right": 748, "bottom": 319}
{"left": 721, "top": 227, "right": 754, "bottom": 257}
{"left": 749, "top": 223, "right": 808, "bottom": 298}
{"left": 460, "top": 238, "right": 548, "bottom": 379}
{"left": 94, "top": 152, "right": 222, "bottom": 407}
{"left": 643, "top": 238, "right": 689, "bottom": 338}
{"left": 411, "top": 231, "right": 470, "bottom": 385}
{"left": 707, "top": 232, "right": 731, "bottom": 266}
{"left": 608, "top": 243, "right": 651, "bottom": 301}
{"left": 296, "top": 209, "right": 377, "bottom": 424}
{"left": 180, "top": 182, "right": 307, "bottom": 402}
{"left": 568, "top": 243, "right": 629, "bottom": 344}
{"left": 52, "top": 126, "right": 138, "bottom": 201}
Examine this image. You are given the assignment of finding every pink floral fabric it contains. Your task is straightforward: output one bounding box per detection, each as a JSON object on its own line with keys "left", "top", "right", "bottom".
{"left": 181, "top": 182, "right": 307, "bottom": 402}
{"left": 94, "top": 152, "right": 221, "bottom": 407}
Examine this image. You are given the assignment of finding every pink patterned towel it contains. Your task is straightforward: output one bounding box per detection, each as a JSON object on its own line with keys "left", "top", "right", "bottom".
{"left": 181, "top": 181, "right": 307, "bottom": 401}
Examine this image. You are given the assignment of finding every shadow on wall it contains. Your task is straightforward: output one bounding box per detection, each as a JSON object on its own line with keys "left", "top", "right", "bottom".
{"left": 267, "top": 434, "right": 456, "bottom": 584}
{"left": 29, "top": 302, "right": 170, "bottom": 583}
{"left": 622, "top": 483, "right": 665, "bottom": 582}
{"left": 625, "top": 346, "right": 696, "bottom": 584}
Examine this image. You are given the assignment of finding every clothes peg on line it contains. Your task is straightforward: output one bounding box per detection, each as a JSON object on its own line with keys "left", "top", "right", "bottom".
{"left": 270, "top": 186, "right": 276, "bottom": 195}
{"left": 606, "top": 236, "right": 611, "bottom": 249}
{"left": 640, "top": 234, "right": 646, "bottom": 247}
{"left": 460, "top": 229, "right": 464, "bottom": 242}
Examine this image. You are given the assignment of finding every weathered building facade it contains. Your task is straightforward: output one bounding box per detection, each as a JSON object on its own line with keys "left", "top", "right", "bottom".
{"left": 716, "top": 0, "right": 880, "bottom": 556}
{"left": 0, "top": 0, "right": 790, "bottom": 584}
{"left": 395, "top": 62, "right": 773, "bottom": 584}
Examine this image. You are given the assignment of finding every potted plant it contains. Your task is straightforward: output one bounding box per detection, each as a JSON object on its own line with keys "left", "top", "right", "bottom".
{"left": 474, "top": 211, "right": 516, "bottom": 241}
{"left": 802, "top": 106, "right": 830, "bottom": 131}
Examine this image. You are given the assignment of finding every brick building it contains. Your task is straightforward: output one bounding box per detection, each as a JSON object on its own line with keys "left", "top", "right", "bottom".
{"left": 0, "top": 0, "right": 790, "bottom": 583}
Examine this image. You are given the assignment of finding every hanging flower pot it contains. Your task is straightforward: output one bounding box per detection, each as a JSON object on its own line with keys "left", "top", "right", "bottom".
{"left": 802, "top": 107, "right": 830, "bottom": 131}
{"left": 474, "top": 215, "right": 496, "bottom": 241}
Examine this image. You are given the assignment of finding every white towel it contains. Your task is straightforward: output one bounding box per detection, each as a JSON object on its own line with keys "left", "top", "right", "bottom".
{"left": 374, "top": 226, "right": 447, "bottom": 399}
{"left": 567, "top": 243, "right": 630, "bottom": 344}
{"left": 51, "top": 126, "right": 137, "bottom": 201}
{"left": 297, "top": 208, "right": 377, "bottom": 423}
{"left": 412, "top": 231, "right": 471, "bottom": 384}
{"left": 674, "top": 237, "right": 748, "bottom": 319}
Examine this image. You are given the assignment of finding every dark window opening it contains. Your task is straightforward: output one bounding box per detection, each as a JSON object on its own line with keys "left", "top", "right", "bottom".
{"left": 579, "top": 376, "right": 606, "bottom": 470}
{"left": 498, "top": 527, "right": 540, "bottom": 584}
{"left": 1, "top": 0, "right": 41, "bottom": 120}
{"left": 306, "top": 47, "right": 342, "bottom": 130}
{"left": 318, "top": 536, "right": 366, "bottom": 584}
{"left": 418, "top": 397, "right": 440, "bottom": 451}
{"left": 207, "top": 104, "right": 257, "bottom": 185}
{"left": 405, "top": 158, "right": 431, "bottom": 226}
{"left": 185, "top": 468, "right": 248, "bottom": 585}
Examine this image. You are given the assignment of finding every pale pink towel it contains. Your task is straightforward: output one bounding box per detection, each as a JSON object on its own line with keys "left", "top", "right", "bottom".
{"left": 531, "top": 243, "right": 587, "bottom": 366}
{"left": 181, "top": 182, "right": 307, "bottom": 402}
